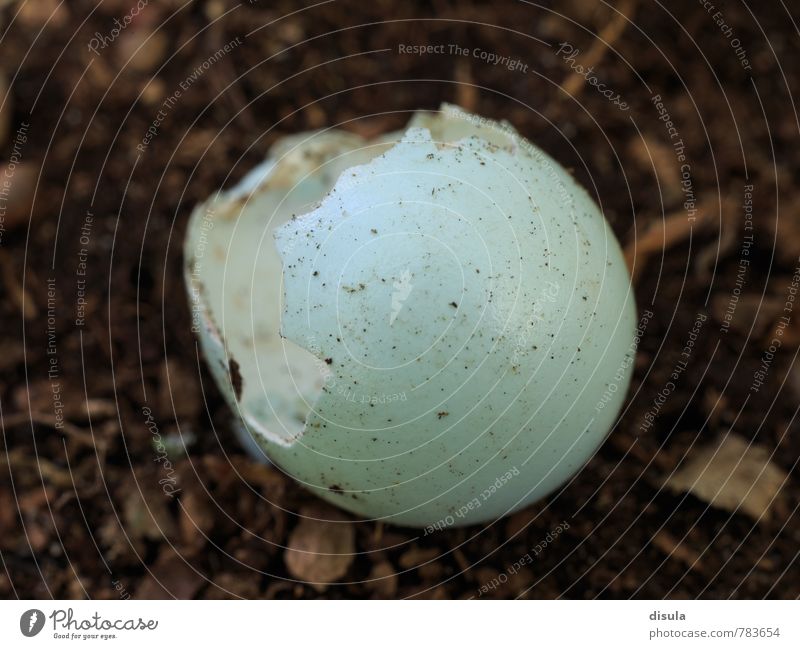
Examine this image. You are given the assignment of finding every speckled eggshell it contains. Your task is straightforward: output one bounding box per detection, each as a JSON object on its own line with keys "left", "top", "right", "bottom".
{"left": 186, "top": 105, "right": 636, "bottom": 528}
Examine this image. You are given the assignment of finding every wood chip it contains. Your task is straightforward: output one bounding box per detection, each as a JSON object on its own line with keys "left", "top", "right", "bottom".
{"left": 651, "top": 530, "right": 702, "bottom": 571}
{"left": 117, "top": 26, "right": 168, "bottom": 74}
{"left": 367, "top": 561, "right": 398, "bottom": 598}
{"left": 664, "top": 434, "right": 788, "bottom": 521}
{"left": 135, "top": 549, "right": 204, "bottom": 599}
{"left": 122, "top": 481, "right": 176, "bottom": 542}
{"left": 285, "top": 507, "right": 355, "bottom": 591}
{"left": 454, "top": 59, "right": 478, "bottom": 112}
{"left": 0, "top": 162, "right": 38, "bottom": 231}
{"left": 179, "top": 488, "right": 214, "bottom": 550}
{"left": 398, "top": 545, "right": 440, "bottom": 569}
{"left": 17, "top": 0, "right": 68, "bottom": 29}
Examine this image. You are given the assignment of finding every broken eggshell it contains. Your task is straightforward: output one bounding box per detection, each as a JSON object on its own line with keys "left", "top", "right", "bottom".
{"left": 185, "top": 104, "right": 636, "bottom": 528}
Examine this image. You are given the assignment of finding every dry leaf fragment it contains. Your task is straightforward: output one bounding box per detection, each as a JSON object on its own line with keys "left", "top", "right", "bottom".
{"left": 664, "top": 434, "right": 788, "bottom": 521}
{"left": 285, "top": 507, "right": 355, "bottom": 591}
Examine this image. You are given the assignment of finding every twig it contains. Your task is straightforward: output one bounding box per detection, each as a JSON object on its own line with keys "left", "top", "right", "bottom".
{"left": 2, "top": 411, "right": 105, "bottom": 450}
{"left": 560, "top": 0, "right": 637, "bottom": 100}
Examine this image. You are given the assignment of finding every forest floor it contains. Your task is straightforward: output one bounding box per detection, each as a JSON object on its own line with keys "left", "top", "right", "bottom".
{"left": 1, "top": 0, "right": 799, "bottom": 598}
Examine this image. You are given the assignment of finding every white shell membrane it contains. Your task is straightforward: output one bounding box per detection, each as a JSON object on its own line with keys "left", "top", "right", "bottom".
{"left": 185, "top": 105, "right": 636, "bottom": 527}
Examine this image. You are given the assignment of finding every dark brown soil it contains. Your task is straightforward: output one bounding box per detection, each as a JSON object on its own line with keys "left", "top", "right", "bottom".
{"left": 1, "top": 0, "right": 799, "bottom": 599}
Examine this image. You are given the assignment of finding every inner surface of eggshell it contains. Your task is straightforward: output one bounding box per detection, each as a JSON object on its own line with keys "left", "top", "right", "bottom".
{"left": 185, "top": 129, "right": 395, "bottom": 447}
